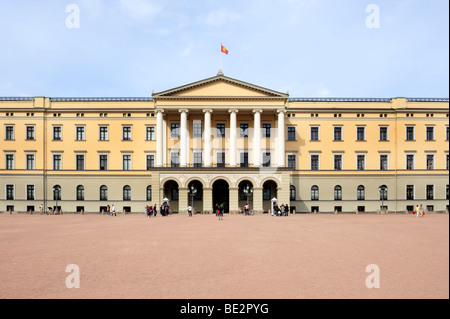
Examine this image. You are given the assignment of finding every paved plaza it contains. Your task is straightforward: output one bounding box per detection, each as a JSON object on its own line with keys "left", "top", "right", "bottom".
{"left": 0, "top": 213, "right": 448, "bottom": 299}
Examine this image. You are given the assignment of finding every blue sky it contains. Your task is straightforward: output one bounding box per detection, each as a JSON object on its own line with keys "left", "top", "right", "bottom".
{"left": 0, "top": 0, "right": 448, "bottom": 98}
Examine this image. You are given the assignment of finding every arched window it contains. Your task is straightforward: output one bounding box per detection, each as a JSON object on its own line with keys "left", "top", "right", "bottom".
{"left": 334, "top": 185, "right": 342, "bottom": 201}
{"left": 147, "top": 186, "right": 152, "bottom": 201}
{"left": 100, "top": 185, "right": 108, "bottom": 201}
{"left": 123, "top": 185, "right": 131, "bottom": 201}
{"left": 379, "top": 185, "right": 388, "bottom": 200}
{"left": 290, "top": 185, "right": 296, "bottom": 201}
{"left": 77, "top": 185, "right": 84, "bottom": 201}
{"left": 53, "top": 185, "right": 61, "bottom": 201}
{"left": 357, "top": 185, "right": 365, "bottom": 201}
{"left": 311, "top": 185, "right": 319, "bottom": 201}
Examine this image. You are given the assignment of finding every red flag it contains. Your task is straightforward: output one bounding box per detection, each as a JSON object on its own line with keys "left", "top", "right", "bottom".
{"left": 221, "top": 45, "right": 229, "bottom": 55}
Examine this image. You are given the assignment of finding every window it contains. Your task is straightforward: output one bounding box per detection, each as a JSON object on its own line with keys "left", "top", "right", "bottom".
{"left": 122, "top": 126, "right": 132, "bottom": 141}
{"left": 334, "top": 126, "right": 342, "bottom": 141}
{"left": 379, "top": 126, "right": 388, "bottom": 141}
{"left": 290, "top": 185, "right": 296, "bottom": 201}
{"left": 5, "top": 125, "right": 14, "bottom": 140}
{"left": 170, "top": 152, "right": 180, "bottom": 168}
{"left": 240, "top": 152, "right": 249, "bottom": 168}
{"left": 358, "top": 206, "right": 365, "bottom": 213}
{"left": 447, "top": 153, "right": 450, "bottom": 170}
{"left": 356, "top": 127, "right": 365, "bottom": 141}
{"left": 311, "top": 186, "right": 319, "bottom": 201}
{"left": 406, "top": 154, "right": 415, "bottom": 170}
{"left": 6, "top": 185, "right": 14, "bottom": 200}
{"left": 287, "top": 155, "right": 296, "bottom": 170}
{"left": 310, "top": 127, "right": 319, "bottom": 141}
{"left": 123, "top": 186, "right": 131, "bottom": 201}
{"left": 406, "top": 126, "right": 415, "bottom": 141}
{"left": 27, "top": 185, "right": 35, "bottom": 200}
{"left": 357, "top": 185, "right": 365, "bottom": 201}
{"left": 334, "top": 154, "right": 342, "bottom": 171}
{"left": 426, "top": 205, "right": 434, "bottom": 212}
{"left": 406, "top": 185, "right": 414, "bottom": 200}
{"left": 76, "top": 126, "right": 85, "bottom": 141}
{"left": 146, "top": 154, "right": 155, "bottom": 170}
{"left": 99, "top": 155, "right": 108, "bottom": 171}
{"left": 53, "top": 185, "right": 61, "bottom": 201}
{"left": 77, "top": 185, "right": 84, "bottom": 201}
{"left": 6, "top": 154, "right": 14, "bottom": 170}
{"left": 446, "top": 185, "right": 449, "bottom": 200}
{"left": 100, "top": 186, "right": 108, "bottom": 201}
{"left": 53, "top": 126, "right": 62, "bottom": 141}
{"left": 147, "top": 186, "right": 152, "bottom": 201}
{"left": 26, "top": 154, "right": 35, "bottom": 170}
{"left": 426, "top": 185, "right": 434, "bottom": 200}
{"left": 172, "top": 188, "right": 179, "bottom": 200}
{"left": 426, "top": 126, "right": 435, "bottom": 141}
{"left": 193, "top": 152, "right": 202, "bottom": 168}
{"left": 146, "top": 126, "right": 155, "bottom": 141}
{"left": 170, "top": 123, "right": 180, "bottom": 138}
{"left": 287, "top": 127, "right": 296, "bottom": 141}
{"left": 193, "top": 121, "right": 202, "bottom": 138}
{"left": 426, "top": 154, "right": 434, "bottom": 170}
{"left": 98, "top": 126, "right": 108, "bottom": 141}
{"left": 76, "top": 155, "right": 85, "bottom": 171}
{"left": 262, "top": 124, "right": 271, "bottom": 138}
{"left": 123, "top": 155, "right": 132, "bottom": 171}
{"left": 53, "top": 154, "right": 62, "bottom": 170}
{"left": 311, "top": 154, "right": 319, "bottom": 171}
{"left": 216, "top": 124, "right": 226, "bottom": 138}
{"left": 240, "top": 124, "right": 249, "bottom": 138}
{"left": 216, "top": 152, "right": 225, "bottom": 168}
{"left": 334, "top": 186, "right": 342, "bottom": 201}
{"left": 357, "top": 154, "right": 366, "bottom": 170}
{"left": 446, "top": 126, "right": 449, "bottom": 141}
{"left": 262, "top": 152, "right": 271, "bottom": 167}
{"left": 26, "top": 126, "right": 35, "bottom": 140}
{"left": 380, "top": 154, "right": 388, "bottom": 171}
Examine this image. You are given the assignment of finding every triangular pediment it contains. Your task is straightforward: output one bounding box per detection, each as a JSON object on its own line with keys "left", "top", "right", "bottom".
{"left": 153, "top": 74, "right": 288, "bottom": 99}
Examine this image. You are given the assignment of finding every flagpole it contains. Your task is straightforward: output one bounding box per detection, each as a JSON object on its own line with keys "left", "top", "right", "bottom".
{"left": 220, "top": 43, "right": 223, "bottom": 72}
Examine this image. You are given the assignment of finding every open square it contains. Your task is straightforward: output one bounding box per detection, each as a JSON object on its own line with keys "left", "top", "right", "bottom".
{"left": 0, "top": 213, "right": 448, "bottom": 299}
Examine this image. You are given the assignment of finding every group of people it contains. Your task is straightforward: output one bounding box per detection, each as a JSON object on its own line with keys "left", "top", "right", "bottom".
{"left": 104, "top": 205, "right": 117, "bottom": 216}
{"left": 243, "top": 204, "right": 252, "bottom": 215}
{"left": 272, "top": 203, "right": 289, "bottom": 216}
{"left": 414, "top": 204, "right": 426, "bottom": 217}
{"left": 215, "top": 203, "right": 225, "bottom": 220}
{"left": 145, "top": 202, "right": 170, "bottom": 218}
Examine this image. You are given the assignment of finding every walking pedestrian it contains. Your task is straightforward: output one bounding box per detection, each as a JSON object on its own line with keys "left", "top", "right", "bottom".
{"left": 153, "top": 204, "right": 157, "bottom": 217}
{"left": 187, "top": 205, "right": 193, "bottom": 217}
{"left": 111, "top": 204, "right": 116, "bottom": 216}
{"left": 107, "top": 205, "right": 110, "bottom": 216}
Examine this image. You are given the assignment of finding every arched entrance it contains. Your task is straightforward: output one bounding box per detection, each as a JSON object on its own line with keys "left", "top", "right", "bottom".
{"left": 213, "top": 179, "right": 229, "bottom": 214}
{"left": 238, "top": 180, "right": 254, "bottom": 213}
{"left": 263, "top": 180, "right": 278, "bottom": 213}
{"left": 187, "top": 180, "right": 203, "bottom": 214}
{"left": 163, "top": 180, "right": 179, "bottom": 213}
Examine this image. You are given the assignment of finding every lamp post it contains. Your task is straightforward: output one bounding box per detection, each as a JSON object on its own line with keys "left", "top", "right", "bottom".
{"left": 378, "top": 185, "right": 387, "bottom": 213}
{"left": 188, "top": 184, "right": 197, "bottom": 214}
{"left": 243, "top": 184, "right": 253, "bottom": 205}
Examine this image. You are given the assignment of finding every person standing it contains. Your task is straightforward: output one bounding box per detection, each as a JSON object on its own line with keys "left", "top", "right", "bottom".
{"left": 153, "top": 204, "right": 157, "bottom": 217}
{"left": 107, "top": 205, "right": 111, "bottom": 216}
{"left": 111, "top": 204, "right": 116, "bottom": 216}
{"left": 219, "top": 203, "right": 224, "bottom": 220}
{"left": 187, "top": 205, "right": 193, "bottom": 217}
{"left": 284, "top": 204, "right": 289, "bottom": 216}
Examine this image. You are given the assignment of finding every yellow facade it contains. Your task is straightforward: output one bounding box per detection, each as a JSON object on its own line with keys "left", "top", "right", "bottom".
{"left": 1, "top": 74, "right": 449, "bottom": 214}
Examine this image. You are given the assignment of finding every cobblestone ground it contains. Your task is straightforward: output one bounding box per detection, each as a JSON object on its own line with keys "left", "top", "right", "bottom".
{"left": 0, "top": 213, "right": 448, "bottom": 299}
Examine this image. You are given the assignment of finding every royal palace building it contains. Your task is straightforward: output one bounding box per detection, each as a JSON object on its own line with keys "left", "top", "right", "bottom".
{"left": 1, "top": 72, "right": 449, "bottom": 214}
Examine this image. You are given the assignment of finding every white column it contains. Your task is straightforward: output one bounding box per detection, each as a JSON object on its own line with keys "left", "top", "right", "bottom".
{"left": 163, "top": 117, "right": 167, "bottom": 166}
{"left": 277, "top": 109, "right": 286, "bottom": 167}
{"left": 179, "top": 109, "right": 189, "bottom": 167}
{"left": 253, "top": 109, "right": 262, "bottom": 167}
{"left": 156, "top": 109, "right": 164, "bottom": 167}
{"left": 203, "top": 109, "right": 213, "bottom": 167}
{"left": 229, "top": 109, "right": 239, "bottom": 167}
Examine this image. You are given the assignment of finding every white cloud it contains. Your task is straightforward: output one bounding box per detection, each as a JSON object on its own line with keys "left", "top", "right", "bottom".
{"left": 118, "top": 0, "right": 162, "bottom": 22}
